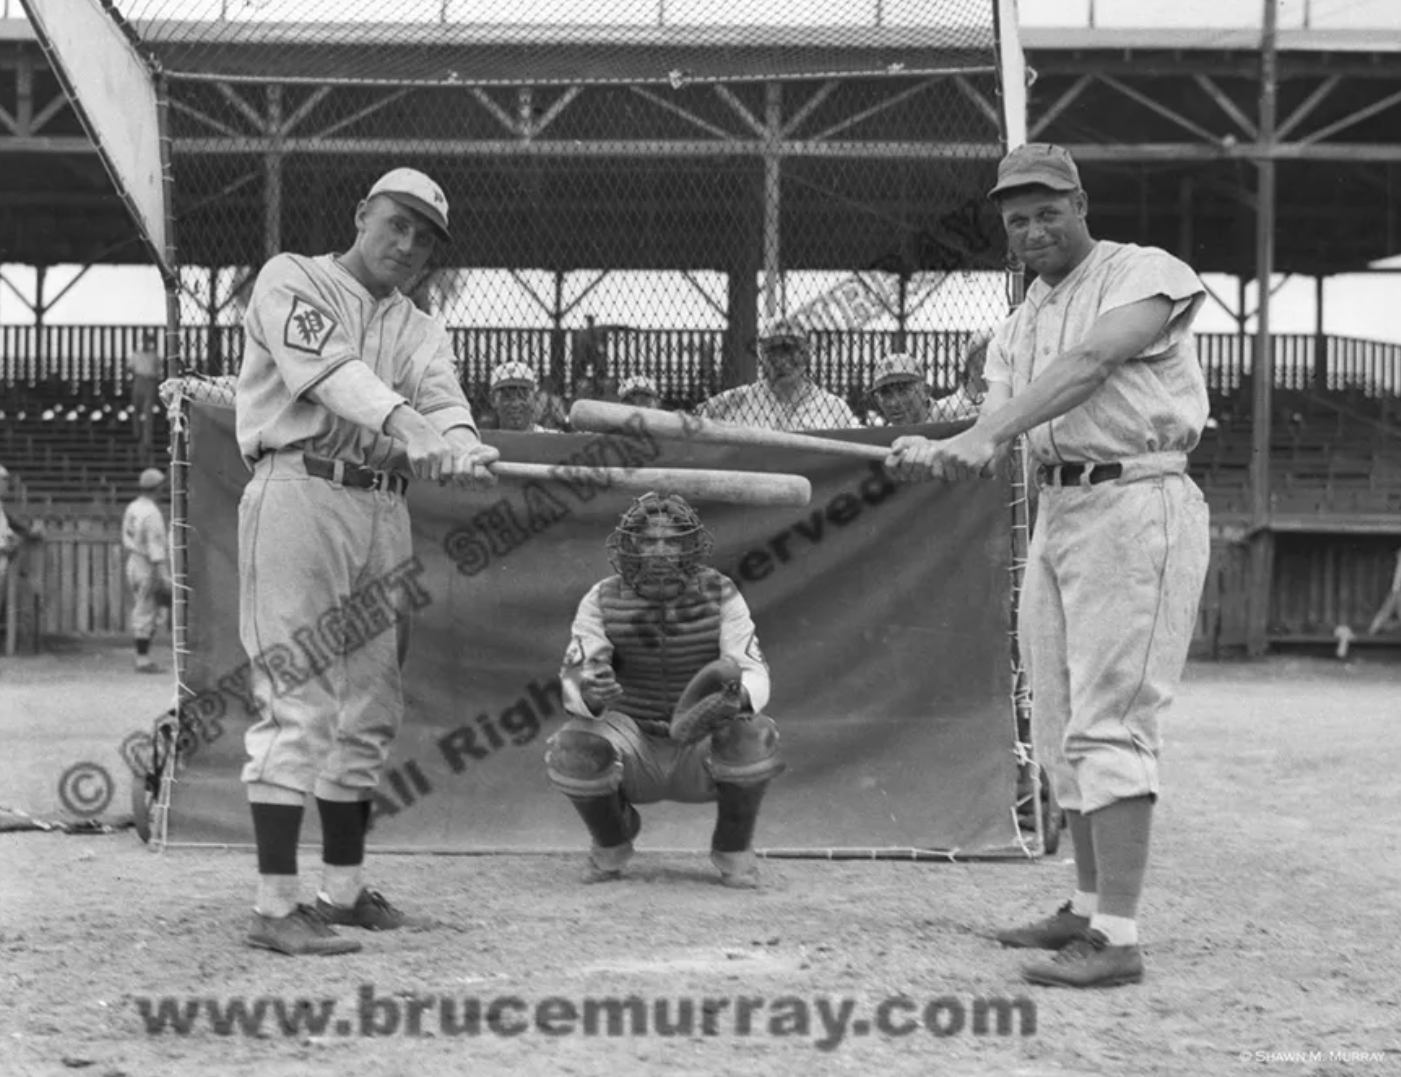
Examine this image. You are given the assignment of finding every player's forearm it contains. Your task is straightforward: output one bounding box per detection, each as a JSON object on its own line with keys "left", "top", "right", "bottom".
{"left": 308, "top": 360, "right": 407, "bottom": 433}
{"left": 441, "top": 424, "right": 483, "bottom": 451}
{"left": 979, "top": 349, "right": 1114, "bottom": 448}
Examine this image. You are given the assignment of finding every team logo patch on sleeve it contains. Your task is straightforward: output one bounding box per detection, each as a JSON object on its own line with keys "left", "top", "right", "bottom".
{"left": 283, "top": 296, "right": 337, "bottom": 356}
{"left": 563, "top": 635, "right": 586, "bottom": 667}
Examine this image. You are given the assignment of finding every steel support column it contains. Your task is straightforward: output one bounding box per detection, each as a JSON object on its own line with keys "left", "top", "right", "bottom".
{"left": 1247, "top": 0, "right": 1279, "bottom": 658}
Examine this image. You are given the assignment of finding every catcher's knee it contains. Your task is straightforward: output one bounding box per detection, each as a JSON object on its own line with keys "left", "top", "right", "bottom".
{"left": 545, "top": 726, "right": 623, "bottom": 797}
{"left": 707, "top": 713, "right": 785, "bottom": 786}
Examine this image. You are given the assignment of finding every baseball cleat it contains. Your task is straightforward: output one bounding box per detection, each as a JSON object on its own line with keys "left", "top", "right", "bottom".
{"left": 314, "top": 888, "right": 408, "bottom": 931}
{"left": 995, "top": 901, "right": 1091, "bottom": 949}
{"left": 710, "top": 849, "right": 761, "bottom": 889}
{"left": 134, "top": 657, "right": 159, "bottom": 673}
{"left": 1019, "top": 929, "right": 1144, "bottom": 988}
{"left": 246, "top": 904, "right": 363, "bottom": 956}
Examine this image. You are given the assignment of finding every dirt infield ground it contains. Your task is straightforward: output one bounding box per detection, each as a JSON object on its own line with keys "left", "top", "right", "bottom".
{"left": 2, "top": 649, "right": 1399, "bottom": 1077}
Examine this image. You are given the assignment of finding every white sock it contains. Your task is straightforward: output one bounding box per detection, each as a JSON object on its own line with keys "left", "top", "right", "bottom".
{"left": 1070, "top": 890, "right": 1098, "bottom": 917}
{"left": 255, "top": 874, "right": 300, "bottom": 919}
{"left": 1090, "top": 912, "right": 1138, "bottom": 946}
{"left": 320, "top": 864, "right": 364, "bottom": 908}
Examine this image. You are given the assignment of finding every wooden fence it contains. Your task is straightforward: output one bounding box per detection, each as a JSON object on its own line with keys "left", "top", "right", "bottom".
{"left": 5, "top": 325, "right": 1401, "bottom": 400}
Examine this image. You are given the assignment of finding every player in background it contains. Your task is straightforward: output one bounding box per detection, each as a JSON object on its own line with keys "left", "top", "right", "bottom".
{"left": 121, "top": 468, "right": 170, "bottom": 673}
{"left": 234, "top": 168, "right": 499, "bottom": 956}
{"left": 888, "top": 143, "right": 1211, "bottom": 989}
{"left": 696, "top": 322, "right": 858, "bottom": 432}
{"left": 127, "top": 330, "right": 161, "bottom": 464}
{"left": 545, "top": 493, "right": 784, "bottom": 889}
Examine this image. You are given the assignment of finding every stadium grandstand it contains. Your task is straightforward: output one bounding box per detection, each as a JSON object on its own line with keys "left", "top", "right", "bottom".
{"left": 1, "top": 0, "right": 1399, "bottom": 656}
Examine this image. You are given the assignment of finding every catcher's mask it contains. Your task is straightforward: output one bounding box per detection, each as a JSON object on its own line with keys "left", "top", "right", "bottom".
{"left": 607, "top": 492, "right": 713, "bottom": 600}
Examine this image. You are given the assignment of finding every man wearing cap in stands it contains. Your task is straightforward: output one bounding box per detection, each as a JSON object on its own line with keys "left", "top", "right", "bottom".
{"left": 870, "top": 343, "right": 987, "bottom": 427}
{"left": 122, "top": 467, "right": 170, "bottom": 673}
{"left": 490, "top": 361, "right": 557, "bottom": 432}
{"left": 619, "top": 374, "right": 664, "bottom": 411}
{"left": 696, "top": 320, "right": 858, "bottom": 432}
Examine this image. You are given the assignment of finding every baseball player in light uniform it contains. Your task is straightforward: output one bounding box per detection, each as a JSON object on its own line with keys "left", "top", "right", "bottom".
{"left": 121, "top": 468, "right": 170, "bottom": 673}
{"left": 888, "top": 143, "right": 1211, "bottom": 988}
{"left": 545, "top": 493, "right": 783, "bottom": 889}
{"left": 697, "top": 322, "right": 858, "bottom": 431}
{"left": 235, "top": 168, "right": 499, "bottom": 956}
{"left": 488, "top": 361, "right": 556, "bottom": 432}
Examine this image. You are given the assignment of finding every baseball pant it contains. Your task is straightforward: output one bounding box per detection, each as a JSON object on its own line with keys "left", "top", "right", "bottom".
{"left": 1022, "top": 470, "right": 1210, "bottom": 814}
{"left": 126, "top": 558, "right": 162, "bottom": 640}
{"left": 238, "top": 453, "right": 414, "bottom": 800}
{"left": 552, "top": 711, "right": 725, "bottom": 805}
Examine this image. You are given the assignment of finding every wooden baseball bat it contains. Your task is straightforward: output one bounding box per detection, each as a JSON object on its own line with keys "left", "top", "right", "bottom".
{"left": 568, "top": 400, "right": 891, "bottom": 462}
{"left": 490, "top": 462, "right": 811, "bottom": 507}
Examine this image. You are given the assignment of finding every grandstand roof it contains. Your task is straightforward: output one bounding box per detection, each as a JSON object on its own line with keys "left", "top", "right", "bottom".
{"left": 2, "top": 17, "right": 1399, "bottom": 278}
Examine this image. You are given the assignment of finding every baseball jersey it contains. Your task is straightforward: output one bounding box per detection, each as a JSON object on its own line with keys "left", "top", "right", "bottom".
{"left": 561, "top": 573, "right": 771, "bottom": 720}
{"left": 983, "top": 241, "right": 1208, "bottom": 465}
{"left": 0, "top": 505, "right": 17, "bottom": 555}
{"left": 696, "top": 380, "right": 858, "bottom": 432}
{"left": 929, "top": 388, "right": 983, "bottom": 423}
{"left": 121, "top": 495, "right": 167, "bottom": 567}
{"left": 128, "top": 347, "right": 160, "bottom": 380}
{"left": 235, "top": 253, "right": 477, "bottom": 473}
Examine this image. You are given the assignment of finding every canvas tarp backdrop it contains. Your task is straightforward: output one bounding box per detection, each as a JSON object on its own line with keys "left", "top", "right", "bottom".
{"left": 168, "top": 403, "right": 1023, "bottom": 857}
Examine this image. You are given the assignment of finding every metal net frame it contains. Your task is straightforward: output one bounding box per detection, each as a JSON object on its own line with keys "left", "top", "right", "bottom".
{"left": 41, "top": 0, "right": 1046, "bottom": 855}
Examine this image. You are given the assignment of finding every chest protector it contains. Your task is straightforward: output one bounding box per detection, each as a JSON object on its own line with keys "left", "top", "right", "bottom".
{"left": 599, "top": 569, "right": 725, "bottom": 723}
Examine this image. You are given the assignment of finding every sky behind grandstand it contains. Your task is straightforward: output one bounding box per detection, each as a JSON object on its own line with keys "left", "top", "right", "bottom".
{"left": 1, "top": 0, "right": 1397, "bottom": 340}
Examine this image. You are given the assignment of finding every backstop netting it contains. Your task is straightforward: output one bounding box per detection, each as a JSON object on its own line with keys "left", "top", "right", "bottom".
{"left": 25, "top": 0, "right": 1047, "bottom": 856}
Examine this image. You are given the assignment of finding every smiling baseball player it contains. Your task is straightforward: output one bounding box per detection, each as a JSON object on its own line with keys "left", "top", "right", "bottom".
{"left": 235, "top": 167, "right": 499, "bottom": 956}
{"left": 888, "top": 143, "right": 1211, "bottom": 988}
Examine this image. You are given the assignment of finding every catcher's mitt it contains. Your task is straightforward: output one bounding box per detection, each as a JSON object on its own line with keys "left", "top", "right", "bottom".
{"left": 670, "top": 656, "right": 745, "bottom": 745}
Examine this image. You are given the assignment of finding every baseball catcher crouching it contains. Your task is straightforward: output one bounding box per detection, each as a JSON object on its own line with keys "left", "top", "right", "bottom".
{"left": 545, "top": 493, "right": 783, "bottom": 888}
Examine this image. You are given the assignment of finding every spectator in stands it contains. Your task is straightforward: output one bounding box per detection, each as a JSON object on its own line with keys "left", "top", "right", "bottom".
{"left": 619, "top": 374, "right": 664, "bottom": 411}
{"left": 535, "top": 369, "right": 570, "bottom": 431}
{"left": 128, "top": 330, "right": 161, "bottom": 464}
{"left": 868, "top": 344, "right": 984, "bottom": 427}
{"left": 122, "top": 467, "right": 171, "bottom": 673}
{"left": 490, "top": 362, "right": 556, "bottom": 433}
{"left": 572, "top": 315, "right": 607, "bottom": 397}
{"left": 696, "top": 321, "right": 858, "bottom": 432}
{"left": 1367, "top": 548, "right": 1401, "bottom": 636}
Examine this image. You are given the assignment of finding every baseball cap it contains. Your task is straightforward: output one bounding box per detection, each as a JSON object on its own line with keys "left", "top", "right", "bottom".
{"left": 367, "top": 168, "right": 451, "bottom": 243}
{"left": 619, "top": 375, "right": 660, "bottom": 401}
{"left": 871, "top": 352, "right": 924, "bottom": 391}
{"left": 490, "top": 361, "right": 537, "bottom": 391}
{"left": 988, "top": 143, "right": 1082, "bottom": 201}
{"left": 756, "top": 319, "right": 809, "bottom": 350}
{"left": 138, "top": 468, "right": 166, "bottom": 490}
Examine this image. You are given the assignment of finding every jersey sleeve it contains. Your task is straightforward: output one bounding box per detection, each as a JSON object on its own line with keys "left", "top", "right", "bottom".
{"left": 559, "top": 584, "right": 616, "bottom": 719}
{"left": 983, "top": 323, "right": 1014, "bottom": 387}
{"left": 248, "top": 256, "right": 404, "bottom": 428}
{"left": 413, "top": 330, "right": 478, "bottom": 435}
{"left": 1100, "top": 248, "right": 1207, "bottom": 358}
{"left": 140, "top": 506, "right": 167, "bottom": 564}
{"left": 718, "top": 583, "right": 771, "bottom": 714}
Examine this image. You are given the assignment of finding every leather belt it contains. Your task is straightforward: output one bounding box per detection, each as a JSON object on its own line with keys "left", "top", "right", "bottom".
{"left": 1038, "top": 462, "right": 1124, "bottom": 487}
{"left": 302, "top": 454, "right": 409, "bottom": 497}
